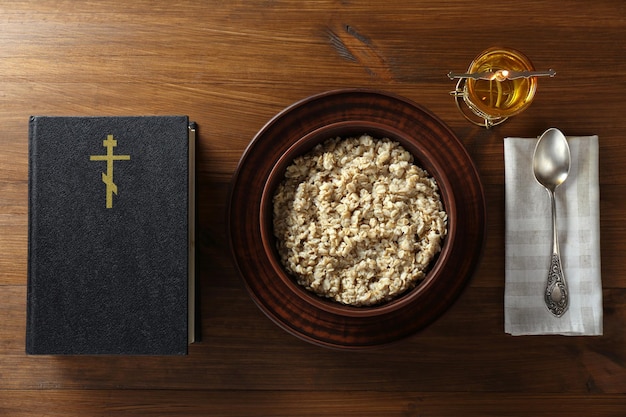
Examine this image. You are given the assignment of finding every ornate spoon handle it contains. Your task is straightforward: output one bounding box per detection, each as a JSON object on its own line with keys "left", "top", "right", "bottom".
{"left": 545, "top": 253, "right": 568, "bottom": 317}
{"left": 545, "top": 190, "right": 568, "bottom": 317}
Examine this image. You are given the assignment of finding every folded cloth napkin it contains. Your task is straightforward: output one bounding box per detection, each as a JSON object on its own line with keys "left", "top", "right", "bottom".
{"left": 504, "top": 135, "right": 603, "bottom": 335}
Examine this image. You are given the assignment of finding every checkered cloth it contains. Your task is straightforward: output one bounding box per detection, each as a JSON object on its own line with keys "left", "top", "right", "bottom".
{"left": 504, "top": 135, "right": 603, "bottom": 335}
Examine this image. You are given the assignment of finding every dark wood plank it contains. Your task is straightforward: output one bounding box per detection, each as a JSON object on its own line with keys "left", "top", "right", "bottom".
{"left": 1, "top": 391, "right": 626, "bottom": 417}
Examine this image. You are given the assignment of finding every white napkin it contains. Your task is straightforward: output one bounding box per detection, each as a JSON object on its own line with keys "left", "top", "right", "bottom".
{"left": 504, "top": 135, "right": 603, "bottom": 336}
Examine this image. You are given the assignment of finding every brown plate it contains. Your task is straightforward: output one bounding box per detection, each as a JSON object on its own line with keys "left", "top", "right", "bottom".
{"left": 228, "top": 89, "right": 486, "bottom": 349}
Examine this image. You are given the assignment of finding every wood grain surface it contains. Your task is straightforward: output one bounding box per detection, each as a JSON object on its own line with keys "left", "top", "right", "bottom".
{"left": 1, "top": 0, "right": 626, "bottom": 415}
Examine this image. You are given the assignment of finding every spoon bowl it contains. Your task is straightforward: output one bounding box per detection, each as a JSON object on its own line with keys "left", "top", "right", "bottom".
{"left": 532, "top": 128, "right": 571, "bottom": 317}
{"left": 533, "top": 129, "right": 570, "bottom": 191}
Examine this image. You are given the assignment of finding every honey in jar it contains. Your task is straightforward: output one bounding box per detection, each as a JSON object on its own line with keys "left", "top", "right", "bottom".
{"left": 464, "top": 47, "right": 537, "bottom": 119}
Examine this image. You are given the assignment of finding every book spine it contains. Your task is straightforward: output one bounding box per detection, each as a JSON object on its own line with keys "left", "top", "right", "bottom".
{"left": 188, "top": 122, "right": 196, "bottom": 345}
{"left": 25, "top": 116, "right": 38, "bottom": 354}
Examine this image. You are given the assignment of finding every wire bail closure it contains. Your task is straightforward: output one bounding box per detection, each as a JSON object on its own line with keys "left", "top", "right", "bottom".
{"left": 450, "top": 78, "right": 508, "bottom": 129}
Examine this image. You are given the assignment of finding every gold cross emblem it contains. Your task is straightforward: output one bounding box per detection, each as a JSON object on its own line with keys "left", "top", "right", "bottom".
{"left": 89, "top": 134, "right": 131, "bottom": 208}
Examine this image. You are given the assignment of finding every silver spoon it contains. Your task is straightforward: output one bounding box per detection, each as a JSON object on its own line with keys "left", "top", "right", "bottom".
{"left": 447, "top": 68, "right": 556, "bottom": 81}
{"left": 532, "top": 128, "right": 571, "bottom": 317}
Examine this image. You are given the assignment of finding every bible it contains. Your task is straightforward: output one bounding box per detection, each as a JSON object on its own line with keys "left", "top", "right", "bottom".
{"left": 26, "top": 116, "right": 196, "bottom": 355}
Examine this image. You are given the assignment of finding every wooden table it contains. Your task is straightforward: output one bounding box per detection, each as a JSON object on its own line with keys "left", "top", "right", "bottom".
{"left": 2, "top": 1, "right": 625, "bottom": 415}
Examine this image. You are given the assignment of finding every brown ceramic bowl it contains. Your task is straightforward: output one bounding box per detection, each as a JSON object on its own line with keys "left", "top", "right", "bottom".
{"left": 229, "top": 89, "right": 485, "bottom": 349}
{"left": 259, "top": 121, "right": 456, "bottom": 317}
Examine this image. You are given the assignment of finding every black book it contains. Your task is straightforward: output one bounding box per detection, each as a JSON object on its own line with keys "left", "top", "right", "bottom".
{"left": 26, "top": 116, "right": 196, "bottom": 355}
